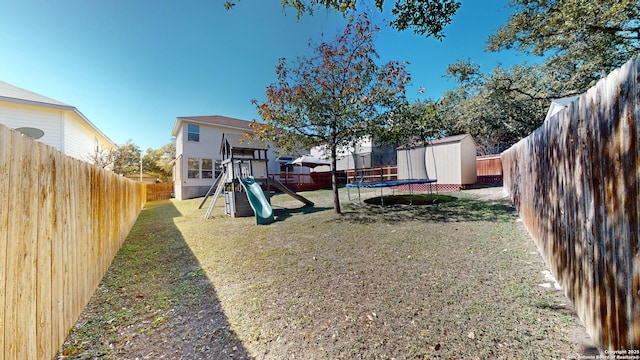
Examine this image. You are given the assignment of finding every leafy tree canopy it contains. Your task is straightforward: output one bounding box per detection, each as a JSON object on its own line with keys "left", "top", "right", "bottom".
{"left": 440, "top": 0, "right": 640, "bottom": 153}
{"left": 375, "top": 98, "right": 442, "bottom": 146}
{"left": 438, "top": 60, "right": 549, "bottom": 154}
{"left": 252, "top": 13, "right": 411, "bottom": 213}
{"left": 224, "top": 0, "right": 461, "bottom": 39}
{"left": 112, "top": 140, "right": 142, "bottom": 177}
{"left": 488, "top": 0, "right": 640, "bottom": 94}
{"left": 143, "top": 142, "right": 175, "bottom": 182}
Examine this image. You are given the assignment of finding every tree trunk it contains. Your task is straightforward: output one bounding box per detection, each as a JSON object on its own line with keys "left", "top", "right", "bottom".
{"left": 330, "top": 144, "right": 342, "bottom": 214}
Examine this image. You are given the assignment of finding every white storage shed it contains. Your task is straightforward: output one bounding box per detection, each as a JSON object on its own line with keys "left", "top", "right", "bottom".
{"left": 397, "top": 134, "right": 478, "bottom": 192}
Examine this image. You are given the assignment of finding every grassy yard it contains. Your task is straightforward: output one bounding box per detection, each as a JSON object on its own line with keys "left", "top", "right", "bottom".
{"left": 57, "top": 187, "right": 593, "bottom": 359}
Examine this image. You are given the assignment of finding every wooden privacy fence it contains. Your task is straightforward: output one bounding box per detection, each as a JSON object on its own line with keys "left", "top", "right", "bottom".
{"left": 476, "top": 155, "right": 502, "bottom": 183}
{"left": 146, "top": 181, "right": 173, "bottom": 201}
{"left": 0, "top": 124, "right": 146, "bottom": 360}
{"left": 502, "top": 57, "right": 640, "bottom": 351}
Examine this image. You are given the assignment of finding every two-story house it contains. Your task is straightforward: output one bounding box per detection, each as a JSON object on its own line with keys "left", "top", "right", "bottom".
{"left": 171, "top": 115, "right": 283, "bottom": 200}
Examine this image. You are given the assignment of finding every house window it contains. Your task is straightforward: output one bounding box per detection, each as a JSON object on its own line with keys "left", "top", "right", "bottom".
{"left": 202, "top": 159, "right": 213, "bottom": 179}
{"left": 187, "top": 124, "right": 200, "bottom": 142}
{"left": 187, "top": 158, "right": 215, "bottom": 179}
{"left": 187, "top": 158, "right": 199, "bottom": 178}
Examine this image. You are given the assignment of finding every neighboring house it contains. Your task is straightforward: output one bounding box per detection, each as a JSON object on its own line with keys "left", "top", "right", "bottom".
{"left": 172, "top": 115, "right": 282, "bottom": 200}
{"left": 0, "top": 80, "right": 116, "bottom": 162}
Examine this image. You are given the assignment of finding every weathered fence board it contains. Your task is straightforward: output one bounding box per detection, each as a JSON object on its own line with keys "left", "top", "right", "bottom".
{"left": 0, "top": 124, "right": 145, "bottom": 360}
{"left": 146, "top": 181, "right": 173, "bottom": 201}
{"left": 502, "top": 56, "right": 640, "bottom": 351}
{"left": 476, "top": 155, "right": 502, "bottom": 176}
{"left": 0, "top": 125, "right": 8, "bottom": 360}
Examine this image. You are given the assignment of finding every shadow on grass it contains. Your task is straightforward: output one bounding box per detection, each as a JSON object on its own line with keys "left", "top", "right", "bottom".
{"left": 336, "top": 196, "right": 517, "bottom": 224}
{"left": 272, "top": 204, "right": 333, "bottom": 222}
{"left": 57, "top": 200, "right": 252, "bottom": 359}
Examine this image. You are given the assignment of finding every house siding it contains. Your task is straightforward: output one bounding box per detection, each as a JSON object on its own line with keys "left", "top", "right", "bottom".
{"left": 63, "top": 112, "right": 114, "bottom": 160}
{"left": 174, "top": 120, "right": 254, "bottom": 200}
{"left": 178, "top": 123, "right": 247, "bottom": 190}
{"left": 0, "top": 100, "right": 64, "bottom": 151}
{"left": 64, "top": 114, "right": 92, "bottom": 161}
{"left": 0, "top": 99, "right": 115, "bottom": 164}
{"left": 173, "top": 118, "right": 284, "bottom": 200}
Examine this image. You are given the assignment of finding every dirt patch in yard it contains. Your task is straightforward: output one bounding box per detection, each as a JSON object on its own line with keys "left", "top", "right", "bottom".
{"left": 56, "top": 186, "right": 597, "bottom": 359}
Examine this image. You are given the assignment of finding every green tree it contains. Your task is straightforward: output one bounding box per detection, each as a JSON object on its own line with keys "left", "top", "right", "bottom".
{"left": 440, "top": 0, "right": 640, "bottom": 152}
{"left": 488, "top": 0, "right": 640, "bottom": 95}
{"left": 375, "top": 98, "right": 443, "bottom": 145}
{"left": 252, "top": 13, "right": 411, "bottom": 214}
{"left": 113, "top": 140, "right": 142, "bottom": 177}
{"left": 142, "top": 142, "right": 175, "bottom": 182}
{"left": 224, "top": 0, "right": 461, "bottom": 39}
{"left": 438, "top": 60, "right": 548, "bottom": 153}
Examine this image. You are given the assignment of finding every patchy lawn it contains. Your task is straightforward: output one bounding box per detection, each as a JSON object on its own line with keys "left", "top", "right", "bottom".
{"left": 57, "top": 187, "right": 596, "bottom": 359}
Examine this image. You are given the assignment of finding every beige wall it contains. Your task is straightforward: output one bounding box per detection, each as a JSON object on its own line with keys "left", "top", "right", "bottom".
{"left": 397, "top": 146, "right": 428, "bottom": 180}
{"left": 460, "top": 137, "right": 478, "bottom": 184}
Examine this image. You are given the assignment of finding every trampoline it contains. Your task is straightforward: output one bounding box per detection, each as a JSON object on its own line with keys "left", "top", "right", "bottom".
{"left": 346, "top": 142, "right": 438, "bottom": 205}
{"left": 346, "top": 178, "right": 436, "bottom": 188}
{"left": 347, "top": 177, "right": 437, "bottom": 205}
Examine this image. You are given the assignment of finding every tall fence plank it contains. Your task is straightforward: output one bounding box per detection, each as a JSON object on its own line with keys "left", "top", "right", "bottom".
{"left": 36, "top": 142, "right": 53, "bottom": 359}
{"left": 634, "top": 54, "right": 640, "bottom": 349}
{"left": 0, "top": 123, "right": 9, "bottom": 360}
{"left": 502, "top": 56, "right": 640, "bottom": 351}
{"left": 0, "top": 124, "right": 145, "bottom": 359}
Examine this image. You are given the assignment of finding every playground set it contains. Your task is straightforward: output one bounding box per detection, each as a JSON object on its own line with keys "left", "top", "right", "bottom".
{"left": 200, "top": 133, "right": 313, "bottom": 225}
{"left": 200, "top": 134, "right": 446, "bottom": 223}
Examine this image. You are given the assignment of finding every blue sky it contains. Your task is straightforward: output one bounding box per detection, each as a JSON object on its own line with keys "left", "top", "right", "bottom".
{"left": 0, "top": 0, "right": 532, "bottom": 151}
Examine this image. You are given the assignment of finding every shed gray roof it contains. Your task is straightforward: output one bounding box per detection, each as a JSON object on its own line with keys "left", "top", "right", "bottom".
{"left": 398, "top": 134, "right": 476, "bottom": 149}
{"left": 431, "top": 134, "right": 473, "bottom": 145}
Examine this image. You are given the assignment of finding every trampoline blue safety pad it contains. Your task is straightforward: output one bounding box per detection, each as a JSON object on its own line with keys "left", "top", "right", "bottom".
{"left": 346, "top": 179, "right": 437, "bottom": 188}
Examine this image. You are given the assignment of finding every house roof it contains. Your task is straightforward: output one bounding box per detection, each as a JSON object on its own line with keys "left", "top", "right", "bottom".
{"left": 0, "top": 80, "right": 71, "bottom": 108}
{"left": 0, "top": 80, "right": 116, "bottom": 148}
{"left": 172, "top": 115, "right": 254, "bottom": 136}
